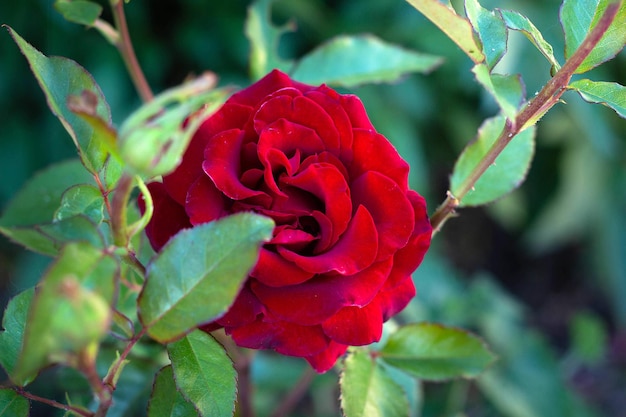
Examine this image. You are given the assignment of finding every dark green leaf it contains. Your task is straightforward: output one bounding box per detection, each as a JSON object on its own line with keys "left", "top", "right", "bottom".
{"left": 379, "top": 322, "right": 496, "bottom": 381}
{"left": 291, "top": 34, "right": 442, "bottom": 87}
{"left": 405, "top": 0, "right": 485, "bottom": 64}
{"left": 498, "top": 9, "right": 560, "bottom": 73}
{"left": 54, "top": 0, "right": 103, "bottom": 26}
{"left": 245, "top": 0, "right": 294, "bottom": 80}
{"left": 569, "top": 79, "right": 626, "bottom": 118}
{"left": 0, "top": 389, "right": 29, "bottom": 417}
{"left": 0, "top": 159, "right": 97, "bottom": 255}
{"left": 147, "top": 365, "right": 200, "bottom": 417}
{"left": 472, "top": 65, "right": 525, "bottom": 120}
{"left": 5, "top": 27, "right": 115, "bottom": 174}
{"left": 168, "top": 330, "right": 236, "bottom": 417}
{"left": 450, "top": 115, "right": 535, "bottom": 206}
{"left": 0, "top": 289, "right": 34, "bottom": 386}
{"left": 13, "top": 243, "right": 117, "bottom": 383}
{"left": 561, "top": 0, "right": 626, "bottom": 73}
{"left": 465, "top": 0, "right": 507, "bottom": 70}
{"left": 138, "top": 213, "right": 274, "bottom": 342}
{"left": 54, "top": 184, "right": 104, "bottom": 223}
{"left": 340, "top": 348, "right": 409, "bottom": 417}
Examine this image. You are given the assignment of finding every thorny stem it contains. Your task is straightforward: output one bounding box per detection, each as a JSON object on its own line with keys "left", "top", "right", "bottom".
{"left": 12, "top": 387, "right": 91, "bottom": 417}
{"left": 429, "top": 0, "right": 622, "bottom": 234}
{"left": 110, "top": 0, "right": 153, "bottom": 103}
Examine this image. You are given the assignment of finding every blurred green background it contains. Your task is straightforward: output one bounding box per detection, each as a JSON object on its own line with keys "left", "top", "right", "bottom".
{"left": 1, "top": 0, "right": 624, "bottom": 416}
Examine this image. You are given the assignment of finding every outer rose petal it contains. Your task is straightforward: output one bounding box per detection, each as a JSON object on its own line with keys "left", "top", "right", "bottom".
{"left": 139, "top": 182, "right": 190, "bottom": 252}
{"left": 229, "top": 319, "right": 329, "bottom": 357}
{"left": 228, "top": 70, "right": 309, "bottom": 107}
{"left": 322, "top": 300, "right": 383, "bottom": 346}
{"left": 305, "top": 341, "right": 348, "bottom": 373}
{"left": 377, "top": 276, "right": 416, "bottom": 321}
{"left": 185, "top": 176, "right": 227, "bottom": 225}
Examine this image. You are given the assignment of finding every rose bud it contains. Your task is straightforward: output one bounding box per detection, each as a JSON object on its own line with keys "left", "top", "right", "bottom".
{"left": 140, "top": 70, "right": 432, "bottom": 372}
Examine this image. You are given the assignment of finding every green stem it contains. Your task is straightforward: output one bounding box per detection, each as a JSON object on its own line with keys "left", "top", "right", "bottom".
{"left": 429, "top": 0, "right": 622, "bottom": 234}
{"left": 110, "top": 0, "right": 153, "bottom": 103}
{"left": 110, "top": 173, "right": 134, "bottom": 247}
{"left": 13, "top": 387, "right": 92, "bottom": 417}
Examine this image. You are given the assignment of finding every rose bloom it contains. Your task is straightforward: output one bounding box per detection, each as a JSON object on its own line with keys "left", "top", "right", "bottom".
{"left": 141, "top": 70, "right": 431, "bottom": 372}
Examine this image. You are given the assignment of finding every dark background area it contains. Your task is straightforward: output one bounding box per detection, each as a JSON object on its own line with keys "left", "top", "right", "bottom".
{"left": 1, "top": 0, "right": 625, "bottom": 416}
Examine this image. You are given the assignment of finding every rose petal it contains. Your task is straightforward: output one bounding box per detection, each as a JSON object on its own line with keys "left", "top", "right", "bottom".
{"left": 251, "top": 258, "right": 392, "bottom": 326}
{"left": 214, "top": 283, "right": 264, "bottom": 328}
{"left": 340, "top": 94, "right": 375, "bottom": 130}
{"left": 228, "top": 319, "right": 330, "bottom": 357}
{"left": 185, "top": 175, "right": 228, "bottom": 225}
{"left": 322, "top": 300, "right": 383, "bottom": 345}
{"left": 277, "top": 205, "right": 375, "bottom": 275}
{"left": 306, "top": 89, "right": 354, "bottom": 158}
{"left": 281, "top": 162, "right": 351, "bottom": 247}
{"left": 229, "top": 70, "right": 309, "bottom": 107}
{"left": 140, "top": 182, "right": 190, "bottom": 252}
{"left": 163, "top": 102, "right": 253, "bottom": 205}
{"left": 250, "top": 249, "right": 315, "bottom": 287}
{"left": 351, "top": 171, "right": 414, "bottom": 260}
{"left": 305, "top": 341, "right": 348, "bottom": 373}
{"left": 384, "top": 190, "right": 432, "bottom": 290}
{"left": 377, "top": 276, "right": 416, "bottom": 321}
{"left": 254, "top": 95, "right": 340, "bottom": 153}
{"left": 202, "top": 128, "right": 270, "bottom": 204}
{"left": 349, "top": 129, "right": 410, "bottom": 191}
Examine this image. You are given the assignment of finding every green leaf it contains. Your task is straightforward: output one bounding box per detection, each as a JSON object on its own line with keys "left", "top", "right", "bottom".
{"left": 54, "top": 0, "right": 103, "bottom": 26}
{"left": 561, "top": 0, "right": 626, "bottom": 73}
{"left": 0, "top": 159, "right": 98, "bottom": 255}
{"left": 472, "top": 65, "right": 525, "bottom": 120}
{"left": 340, "top": 348, "right": 409, "bottom": 417}
{"left": 569, "top": 79, "right": 626, "bottom": 118}
{"left": 450, "top": 115, "right": 535, "bottom": 207}
{"left": 405, "top": 0, "right": 485, "bottom": 64}
{"left": 5, "top": 27, "right": 115, "bottom": 175}
{"left": 464, "top": 0, "right": 507, "bottom": 70}
{"left": 498, "top": 9, "right": 561, "bottom": 73}
{"left": 0, "top": 389, "right": 29, "bottom": 417}
{"left": 167, "top": 330, "right": 236, "bottom": 417}
{"left": 138, "top": 213, "right": 274, "bottom": 343}
{"left": 54, "top": 184, "right": 104, "bottom": 223}
{"left": 13, "top": 243, "right": 117, "bottom": 383}
{"left": 118, "top": 76, "right": 227, "bottom": 179}
{"left": 291, "top": 34, "right": 443, "bottom": 87}
{"left": 147, "top": 365, "right": 200, "bottom": 417}
{"left": 569, "top": 311, "right": 608, "bottom": 364}
{"left": 245, "top": 0, "right": 294, "bottom": 80}
{"left": 0, "top": 289, "right": 34, "bottom": 386}
{"left": 379, "top": 322, "right": 496, "bottom": 381}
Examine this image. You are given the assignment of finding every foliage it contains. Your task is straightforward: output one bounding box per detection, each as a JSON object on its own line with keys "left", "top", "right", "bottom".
{"left": 0, "top": 0, "right": 624, "bottom": 416}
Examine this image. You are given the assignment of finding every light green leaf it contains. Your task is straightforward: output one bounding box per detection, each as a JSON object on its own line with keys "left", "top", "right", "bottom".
{"left": 450, "top": 115, "right": 535, "bottom": 207}
{"left": 291, "top": 34, "right": 443, "bottom": 87}
{"left": 498, "top": 9, "right": 561, "bottom": 73}
{"left": 340, "top": 348, "right": 409, "bottom": 417}
{"left": 54, "top": 0, "right": 103, "bottom": 26}
{"left": 379, "top": 323, "right": 496, "bottom": 381}
{"left": 168, "top": 330, "right": 236, "bottom": 417}
{"left": 6, "top": 27, "right": 116, "bottom": 175}
{"left": 464, "top": 0, "right": 507, "bottom": 70}
{"left": 0, "top": 289, "right": 34, "bottom": 386}
{"left": 138, "top": 213, "right": 274, "bottom": 343}
{"left": 473, "top": 64, "right": 525, "bottom": 120}
{"left": 13, "top": 243, "right": 117, "bottom": 383}
{"left": 569, "top": 79, "right": 626, "bottom": 118}
{"left": 119, "top": 76, "right": 227, "bottom": 179}
{"left": 147, "top": 365, "right": 200, "bottom": 417}
{"left": 561, "top": 0, "right": 626, "bottom": 73}
{"left": 54, "top": 184, "right": 104, "bottom": 223}
{"left": 405, "top": 0, "right": 485, "bottom": 64}
{"left": 0, "top": 389, "right": 29, "bottom": 417}
{"left": 0, "top": 160, "right": 98, "bottom": 255}
{"left": 245, "top": 0, "right": 294, "bottom": 80}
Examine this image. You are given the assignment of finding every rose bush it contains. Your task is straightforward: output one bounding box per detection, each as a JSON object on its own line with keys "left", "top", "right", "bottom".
{"left": 140, "top": 69, "right": 432, "bottom": 372}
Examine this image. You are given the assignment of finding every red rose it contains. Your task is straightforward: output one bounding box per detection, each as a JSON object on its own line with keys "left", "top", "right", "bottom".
{"left": 141, "top": 70, "right": 432, "bottom": 372}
